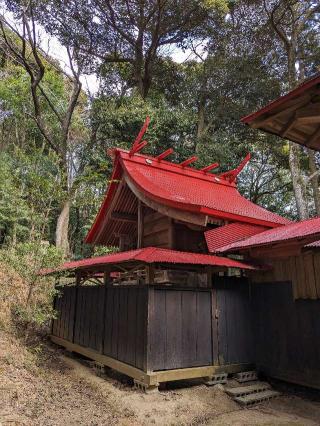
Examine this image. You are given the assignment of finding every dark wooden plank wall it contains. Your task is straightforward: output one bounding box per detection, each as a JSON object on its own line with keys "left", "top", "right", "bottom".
{"left": 52, "top": 280, "right": 255, "bottom": 374}
{"left": 73, "top": 286, "right": 105, "bottom": 351}
{"left": 148, "top": 288, "right": 213, "bottom": 371}
{"left": 52, "top": 286, "right": 76, "bottom": 342}
{"left": 52, "top": 285, "right": 148, "bottom": 371}
{"left": 102, "top": 286, "right": 147, "bottom": 370}
{"left": 214, "top": 277, "right": 254, "bottom": 365}
{"left": 252, "top": 281, "right": 320, "bottom": 389}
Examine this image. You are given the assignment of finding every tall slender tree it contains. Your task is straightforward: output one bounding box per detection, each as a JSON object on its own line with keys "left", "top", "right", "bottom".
{"left": 263, "top": 0, "right": 320, "bottom": 219}
{"left": 0, "top": 1, "right": 85, "bottom": 254}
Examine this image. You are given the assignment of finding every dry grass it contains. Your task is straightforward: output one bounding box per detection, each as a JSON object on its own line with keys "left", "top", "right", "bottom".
{"left": 0, "top": 261, "right": 28, "bottom": 331}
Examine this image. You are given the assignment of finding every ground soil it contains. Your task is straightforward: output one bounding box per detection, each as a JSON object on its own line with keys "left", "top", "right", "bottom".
{"left": 1, "top": 332, "right": 320, "bottom": 426}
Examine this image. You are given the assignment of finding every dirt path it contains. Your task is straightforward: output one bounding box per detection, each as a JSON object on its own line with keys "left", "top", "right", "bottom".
{"left": 1, "top": 334, "right": 320, "bottom": 425}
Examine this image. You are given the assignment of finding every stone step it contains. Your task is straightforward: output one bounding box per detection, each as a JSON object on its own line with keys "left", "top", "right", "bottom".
{"left": 205, "top": 373, "right": 228, "bottom": 386}
{"left": 234, "top": 390, "right": 281, "bottom": 406}
{"left": 225, "top": 382, "right": 271, "bottom": 397}
{"left": 234, "top": 370, "right": 258, "bottom": 383}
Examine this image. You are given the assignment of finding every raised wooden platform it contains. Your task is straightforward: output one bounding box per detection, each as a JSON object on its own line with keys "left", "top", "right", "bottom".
{"left": 51, "top": 335, "right": 253, "bottom": 389}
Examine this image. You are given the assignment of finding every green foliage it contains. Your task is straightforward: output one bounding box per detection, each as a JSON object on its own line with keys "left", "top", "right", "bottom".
{"left": 1, "top": 241, "right": 63, "bottom": 329}
{"left": 203, "top": 0, "right": 229, "bottom": 13}
{"left": 93, "top": 246, "right": 119, "bottom": 257}
{"left": 0, "top": 152, "right": 31, "bottom": 243}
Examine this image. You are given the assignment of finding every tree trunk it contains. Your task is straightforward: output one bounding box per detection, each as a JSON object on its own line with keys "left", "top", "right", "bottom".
{"left": 197, "top": 99, "right": 206, "bottom": 139}
{"left": 289, "top": 144, "right": 308, "bottom": 219}
{"left": 55, "top": 198, "right": 70, "bottom": 256}
{"left": 286, "top": 40, "right": 309, "bottom": 220}
{"left": 308, "top": 149, "right": 320, "bottom": 215}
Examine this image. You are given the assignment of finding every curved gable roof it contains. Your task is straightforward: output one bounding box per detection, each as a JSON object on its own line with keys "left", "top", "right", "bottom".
{"left": 86, "top": 149, "right": 290, "bottom": 245}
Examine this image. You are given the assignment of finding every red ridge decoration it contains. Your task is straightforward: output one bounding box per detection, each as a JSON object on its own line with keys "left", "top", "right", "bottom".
{"left": 219, "top": 153, "right": 251, "bottom": 183}
{"left": 133, "top": 140, "right": 148, "bottom": 154}
{"left": 200, "top": 162, "right": 219, "bottom": 173}
{"left": 129, "top": 116, "right": 150, "bottom": 156}
{"left": 156, "top": 148, "right": 174, "bottom": 161}
{"left": 180, "top": 156, "right": 198, "bottom": 167}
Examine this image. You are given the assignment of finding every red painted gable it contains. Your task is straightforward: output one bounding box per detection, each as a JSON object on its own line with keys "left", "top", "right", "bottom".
{"left": 86, "top": 148, "right": 290, "bottom": 245}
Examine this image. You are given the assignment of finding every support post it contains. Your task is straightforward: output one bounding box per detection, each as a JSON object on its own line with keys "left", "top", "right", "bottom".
{"left": 137, "top": 200, "right": 143, "bottom": 248}
{"left": 146, "top": 265, "right": 155, "bottom": 284}
{"left": 71, "top": 272, "right": 81, "bottom": 344}
{"left": 211, "top": 274, "right": 219, "bottom": 366}
{"left": 143, "top": 287, "right": 156, "bottom": 381}
{"left": 51, "top": 276, "right": 59, "bottom": 335}
{"left": 100, "top": 267, "right": 111, "bottom": 354}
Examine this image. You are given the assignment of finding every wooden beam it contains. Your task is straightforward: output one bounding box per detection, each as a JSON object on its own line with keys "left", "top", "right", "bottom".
{"left": 295, "top": 103, "right": 320, "bottom": 124}
{"left": 145, "top": 265, "right": 155, "bottom": 284}
{"left": 132, "top": 140, "right": 148, "bottom": 154}
{"left": 156, "top": 148, "right": 174, "bottom": 161}
{"left": 111, "top": 212, "right": 137, "bottom": 222}
{"left": 129, "top": 116, "right": 150, "bottom": 156}
{"left": 250, "top": 94, "right": 312, "bottom": 129}
{"left": 51, "top": 335, "right": 253, "bottom": 387}
{"left": 180, "top": 156, "right": 198, "bottom": 167}
{"left": 200, "top": 162, "right": 219, "bottom": 173}
{"left": 306, "top": 125, "right": 320, "bottom": 148}
{"left": 137, "top": 200, "right": 143, "bottom": 248}
{"left": 95, "top": 179, "right": 124, "bottom": 243}
{"left": 280, "top": 113, "right": 297, "bottom": 137}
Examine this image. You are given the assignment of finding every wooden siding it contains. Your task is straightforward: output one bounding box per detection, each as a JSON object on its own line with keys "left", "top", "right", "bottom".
{"left": 102, "top": 286, "right": 147, "bottom": 370}
{"left": 252, "top": 251, "right": 320, "bottom": 299}
{"left": 142, "top": 211, "right": 173, "bottom": 249}
{"left": 252, "top": 281, "right": 320, "bottom": 389}
{"left": 52, "top": 279, "right": 254, "bottom": 374}
{"left": 148, "top": 288, "right": 213, "bottom": 371}
{"left": 214, "top": 277, "right": 254, "bottom": 365}
{"left": 53, "top": 285, "right": 148, "bottom": 370}
{"left": 173, "top": 222, "right": 207, "bottom": 253}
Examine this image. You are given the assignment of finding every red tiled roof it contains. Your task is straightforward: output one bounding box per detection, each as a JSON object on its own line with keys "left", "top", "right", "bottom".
{"left": 205, "top": 223, "right": 268, "bottom": 253}
{"left": 86, "top": 149, "right": 290, "bottom": 243}
{"left": 40, "top": 247, "right": 257, "bottom": 275}
{"left": 217, "top": 217, "right": 320, "bottom": 253}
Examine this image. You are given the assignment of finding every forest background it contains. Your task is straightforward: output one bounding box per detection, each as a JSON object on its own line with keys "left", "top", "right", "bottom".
{"left": 0, "top": 0, "right": 319, "bottom": 328}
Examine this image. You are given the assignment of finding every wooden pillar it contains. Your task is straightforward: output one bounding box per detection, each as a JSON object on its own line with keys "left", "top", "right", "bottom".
{"left": 211, "top": 273, "right": 219, "bottom": 365}
{"left": 100, "top": 267, "right": 111, "bottom": 354}
{"left": 71, "top": 272, "right": 81, "bottom": 344}
{"left": 51, "top": 276, "right": 59, "bottom": 335}
{"left": 206, "top": 266, "right": 213, "bottom": 288}
{"left": 168, "top": 218, "right": 174, "bottom": 249}
{"left": 145, "top": 265, "right": 155, "bottom": 285}
{"left": 144, "top": 286, "right": 155, "bottom": 374}
{"left": 137, "top": 200, "right": 143, "bottom": 248}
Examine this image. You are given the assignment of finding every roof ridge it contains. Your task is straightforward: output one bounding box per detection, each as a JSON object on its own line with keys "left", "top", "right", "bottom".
{"left": 116, "top": 148, "right": 235, "bottom": 187}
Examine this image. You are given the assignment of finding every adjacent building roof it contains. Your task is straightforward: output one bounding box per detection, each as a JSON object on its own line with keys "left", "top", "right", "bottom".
{"left": 40, "top": 247, "right": 257, "bottom": 275}
{"left": 242, "top": 73, "right": 320, "bottom": 150}
{"left": 217, "top": 217, "right": 320, "bottom": 253}
{"left": 86, "top": 148, "right": 290, "bottom": 244}
{"left": 205, "top": 222, "right": 268, "bottom": 253}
